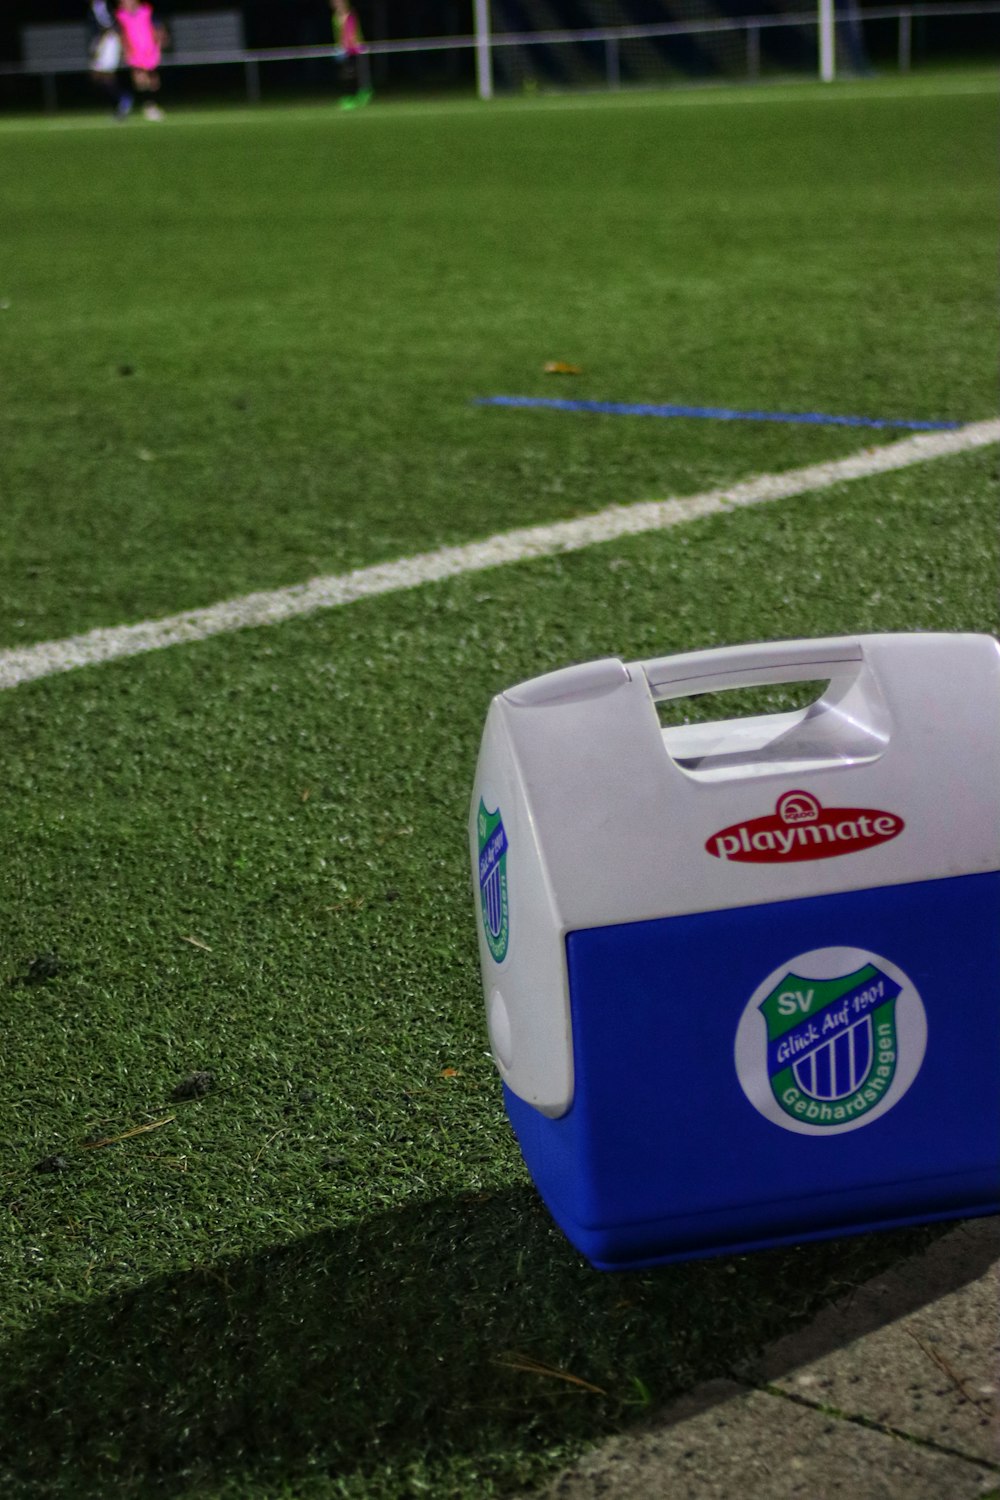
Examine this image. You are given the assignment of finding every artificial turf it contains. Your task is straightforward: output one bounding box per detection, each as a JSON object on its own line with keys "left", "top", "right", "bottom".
{"left": 0, "top": 71, "right": 998, "bottom": 1499}
{"left": 1, "top": 445, "right": 998, "bottom": 1496}
{"left": 0, "top": 74, "right": 996, "bottom": 645}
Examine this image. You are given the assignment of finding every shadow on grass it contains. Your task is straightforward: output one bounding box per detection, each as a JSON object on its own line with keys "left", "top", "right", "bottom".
{"left": 0, "top": 1190, "right": 991, "bottom": 1498}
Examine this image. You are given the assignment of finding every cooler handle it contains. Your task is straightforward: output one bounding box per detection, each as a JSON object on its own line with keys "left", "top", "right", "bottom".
{"left": 636, "top": 638, "right": 864, "bottom": 703}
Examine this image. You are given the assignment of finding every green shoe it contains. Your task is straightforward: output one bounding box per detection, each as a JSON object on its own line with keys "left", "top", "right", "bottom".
{"left": 355, "top": 89, "right": 373, "bottom": 107}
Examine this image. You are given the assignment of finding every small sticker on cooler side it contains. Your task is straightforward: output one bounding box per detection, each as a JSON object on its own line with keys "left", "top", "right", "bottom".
{"left": 707, "top": 790, "right": 904, "bottom": 863}
{"left": 477, "top": 799, "right": 510, "bottom": 962}
{"left": 734, "top": 947, "right": 927, "bottom": 1135}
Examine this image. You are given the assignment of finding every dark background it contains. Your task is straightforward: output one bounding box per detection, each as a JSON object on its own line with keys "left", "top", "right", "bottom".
{"left": 0, "top": 1, "right": 481, "bottom": 101}
{"left": 0, "top": 2, "right": 995, "bottom": 85}
{"left": 0, "top": 2, "right": 470, "bottom": 60}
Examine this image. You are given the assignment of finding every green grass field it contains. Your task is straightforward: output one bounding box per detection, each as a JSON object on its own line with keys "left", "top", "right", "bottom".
{"left": 0, "top": 72, "right": 997, "bottom": 1498}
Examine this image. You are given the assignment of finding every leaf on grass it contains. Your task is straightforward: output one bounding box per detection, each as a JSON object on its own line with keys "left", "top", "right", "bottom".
{"left": 440, "top": 1067, "right": 460, "bottom": 1078}
{"left": 544, "top": 360, "right": 584, "bottom": 375}
{"left": 180, "top": 934, "right": 213, "bottom": 952}
{"left": 82, "top": 1115, "right": 175, "bottom": 1150}
{"left": 495, "top": 1352, "right": 606, "bottom": 1395}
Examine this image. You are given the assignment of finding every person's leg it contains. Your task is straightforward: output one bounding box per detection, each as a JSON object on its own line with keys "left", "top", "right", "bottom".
{"left": 340, "top": 51, "right": 372, "bottom": 108}
{"left": 355, "top": 50, "right": 372, "bottom": 104}
{"left": 339, "top": 54, "right": 359, "bottom": 108}
{"left": 91, "top": 32, "right": 132, "bottom": 117}
{"left": 133, "top": 68, "right": 165, "bottom": 120}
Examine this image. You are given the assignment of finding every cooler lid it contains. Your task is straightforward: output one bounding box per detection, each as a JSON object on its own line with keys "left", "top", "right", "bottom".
{"left": 495, "top": 633, "right": 1000, "bottom": 930}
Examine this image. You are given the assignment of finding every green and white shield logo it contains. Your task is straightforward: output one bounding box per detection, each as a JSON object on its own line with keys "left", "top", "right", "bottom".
{"left": 477, "top": 799, "right": 509, "bottom": 963}
{"left": 758, "top": 963, "right": 901, "bottom": 1127}
{"left": 735, "top": 947, "right": 927, "bottom": 1135}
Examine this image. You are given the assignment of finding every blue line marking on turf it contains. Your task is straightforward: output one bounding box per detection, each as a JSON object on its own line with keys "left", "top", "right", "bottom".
{"left": 473, "top": 396, "right": 960, "bottom": 432}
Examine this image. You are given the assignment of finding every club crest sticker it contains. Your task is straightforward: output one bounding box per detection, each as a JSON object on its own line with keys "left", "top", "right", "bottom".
{"left": 735, "top": 947, "right": 926, "bottom": 1135}
{"left": 477, "top": 799, "right": 509, "bottom": 963}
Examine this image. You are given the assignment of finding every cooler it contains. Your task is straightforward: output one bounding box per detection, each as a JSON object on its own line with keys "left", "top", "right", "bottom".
{"left": 469, "top": 634, "right": 1000, "bottom": 1269}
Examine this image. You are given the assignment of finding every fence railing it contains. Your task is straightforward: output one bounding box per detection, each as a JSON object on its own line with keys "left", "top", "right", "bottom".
{"left": 2, "top": 2, "right": 998, "bottom": 111}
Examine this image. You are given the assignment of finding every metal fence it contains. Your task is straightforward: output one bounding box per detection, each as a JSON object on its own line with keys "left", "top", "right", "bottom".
{"left": 2, "top": 2, "right": 998, "bottom": 111}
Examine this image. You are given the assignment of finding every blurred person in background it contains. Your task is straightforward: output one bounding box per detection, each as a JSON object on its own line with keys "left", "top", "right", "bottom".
{"left": 88, "top": 0, "right": 133, "bottom": 119}
{"left": 330, "top": 0, "right": 372, "bottom": 110}
{"left": 115, "top": 0, "right": 170, "bottom": 120}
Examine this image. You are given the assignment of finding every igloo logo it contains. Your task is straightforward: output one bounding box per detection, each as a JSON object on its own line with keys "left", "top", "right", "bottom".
{"left": 707, "top": 790, "right": 904, "bottom": 864}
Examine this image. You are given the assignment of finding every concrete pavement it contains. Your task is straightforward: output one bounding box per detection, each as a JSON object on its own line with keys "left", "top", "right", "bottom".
{"left": 534, "top": 1217, "right": 1000, "bottom": 1499}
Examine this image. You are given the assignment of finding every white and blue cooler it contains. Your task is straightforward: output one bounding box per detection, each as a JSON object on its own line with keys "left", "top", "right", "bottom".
{"left": 469, "top": 635, "right": 1000, "bottom": 1269}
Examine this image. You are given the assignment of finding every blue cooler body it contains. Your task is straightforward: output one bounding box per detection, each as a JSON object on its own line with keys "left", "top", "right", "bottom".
{"left": 470, "top": 636, "right": 1000, "bottom": 1269}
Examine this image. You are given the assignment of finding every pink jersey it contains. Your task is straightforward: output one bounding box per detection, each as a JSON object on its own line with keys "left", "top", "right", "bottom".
{"left": 334, "top": 10, "right": 365, "bottom": 56}
{"left": 343, "top": 14, "right": 362, "bottom": 54}
{"left": 116, "top": 4, "right": 162, "bottom": 71}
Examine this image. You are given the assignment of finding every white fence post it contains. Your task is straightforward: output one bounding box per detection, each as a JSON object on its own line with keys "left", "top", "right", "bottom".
{"left": 474, "top": 0, "right": 493, "bottom": 100}
{"left": 746, "top": 22, "right": 761, "bottom": 79}
{"left": 605, "top": 35, "right": 621, "bottom": 89}
{"left": 898, "top": 11, "right": 913, "bottom": 71}
{"left": 819, "top": 0, "right": 836, "bottom": 81}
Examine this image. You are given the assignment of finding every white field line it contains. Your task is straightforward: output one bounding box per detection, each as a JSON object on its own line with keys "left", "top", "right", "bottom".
{"left": 1, "top": 418, "right": 997, "bottom": 692}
